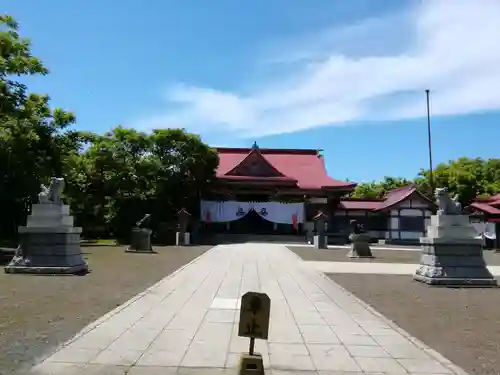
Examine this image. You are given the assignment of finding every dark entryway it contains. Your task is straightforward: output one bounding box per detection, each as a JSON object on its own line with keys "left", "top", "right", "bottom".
{"left": 230, "top": 209, "right": 274, "bottom": 234}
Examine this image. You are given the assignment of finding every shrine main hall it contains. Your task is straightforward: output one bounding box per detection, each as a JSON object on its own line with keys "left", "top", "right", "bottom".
{"left": 200, "top": 143, "right": 436, "bottom": 244}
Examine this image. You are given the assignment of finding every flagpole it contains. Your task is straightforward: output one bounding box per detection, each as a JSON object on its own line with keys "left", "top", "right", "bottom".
{"left": 425, "top": 89, "right": 434, "bottom": 198}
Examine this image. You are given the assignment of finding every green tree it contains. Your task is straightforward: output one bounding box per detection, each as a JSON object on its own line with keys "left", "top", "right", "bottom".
{"left": 65, "top": 127, "right": 219, "bottom": 240}
{"left": 354, "top": 158, "right": 500, "bottom": 207}
{"left": 351, "top": 176, "right": 412, "bottom": 199}
{"left": 0, "top": 15, "right": 48, "bottom": 118}
{"left": 0, "top": 15, "right": 81, "bottom": 240}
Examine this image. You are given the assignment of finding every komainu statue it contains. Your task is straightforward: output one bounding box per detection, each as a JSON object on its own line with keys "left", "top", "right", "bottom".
{"left": 435, "top": 187, "right": 462, "bottom": 215}
{"left": 38, "top": 177, "right": 65, "bottom": 205}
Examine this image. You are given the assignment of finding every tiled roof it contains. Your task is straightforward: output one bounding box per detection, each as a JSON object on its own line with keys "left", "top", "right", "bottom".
{"left": 338, "top": 184, "right": 434, "bottom": 212}
{"left": 469, "top": 193, "right": 500, "bottom": 215}
{"left": 469, "top": 202, "right": 500, "bottom": 215}
{"left": 375, "top": 184, "right": 425, "bottom": 211}
{"left": 216, "top": 147, "right": 356, "bottom": 190}
{"left": 338, "top": 199, "right": 382, "bottom": 210}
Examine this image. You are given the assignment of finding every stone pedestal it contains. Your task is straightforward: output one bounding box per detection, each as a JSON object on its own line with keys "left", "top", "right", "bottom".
{"left": 5, "top": 204, "right": 88, "bottom": 275}
{"left": 414, "top": 214, "right": 497, "bottom": 287}
{"left": 126, "top": 228, "right": 155, "bottom": 253}
{"left": 347, "top": 233, "right": 373, "bottom": 258}
{"left": 238, "top": 353, "right": 264, "bottom": 375}
{"left": 313, "top": 234, "right": 327, "bottom": 249}
{"left": 176, "top": 232, "right": 191, "bottom": 246}
{"left": 312, "top": 211, "right": 329, "bottom": 249}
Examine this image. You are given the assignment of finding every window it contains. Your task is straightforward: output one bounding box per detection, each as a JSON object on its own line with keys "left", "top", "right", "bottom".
{"left": 365, "top": 214, "right": 389, "bottom": 231}
{"left": 399, "top": 215, "right": 425, "bottom": 231}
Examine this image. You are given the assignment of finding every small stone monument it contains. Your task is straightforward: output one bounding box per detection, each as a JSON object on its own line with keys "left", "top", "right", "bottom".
{"left": 176, "top": 208, "right": 191, "bottom": 246}
{"left": 312, "top": 211, "right": 328, "bottom": 249}
{"left": 5, "top": 177, "right": 88, "bottom": 275}
{"left": 126, "top": 214, "right": 155, "bottom": 253}
{"left": 347, "top": 219, "right": 373, "bottom": 258}
{"left": 414, "top": 187, "right": 497, "bottom": 286}
{"left": 238, "top": 292, "right": 271, "bottom": 375}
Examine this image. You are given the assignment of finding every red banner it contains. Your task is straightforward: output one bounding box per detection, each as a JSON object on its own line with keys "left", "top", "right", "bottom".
{"left": 292, "top": 214, "right": 297, "bottom": 231}
{"left": 205, "top": 211, "right": 211, "bottom": 224}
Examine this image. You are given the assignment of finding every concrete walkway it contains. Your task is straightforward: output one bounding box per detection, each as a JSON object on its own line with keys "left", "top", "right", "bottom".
{"left": 30, "top": 244, "right": 467, "bottom": 375}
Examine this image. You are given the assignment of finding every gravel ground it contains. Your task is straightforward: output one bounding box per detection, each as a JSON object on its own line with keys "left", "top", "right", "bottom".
{"left": 288, "top": 246, "right": 500, "bottom": 265}
{"left": 0, "top": 245, "right": 211, "bottom": 374}
{"left": 329, "top": 273, "right": 500, "bottom": 375}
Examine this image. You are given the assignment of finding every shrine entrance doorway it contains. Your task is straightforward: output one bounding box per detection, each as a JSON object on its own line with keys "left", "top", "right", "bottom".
{"left": 230, "top": 208, "right": 274, "bottom": 234}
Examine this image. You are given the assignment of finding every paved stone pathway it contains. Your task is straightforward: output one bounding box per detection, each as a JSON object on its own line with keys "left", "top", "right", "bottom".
{"left": 30, "top": 244, "right": 467, "bottom": 375}
{"left": 307, "top": 260, "right": 500, "bottom": 276}
{"left": 283, "top": 244, "right": 421, "bottom": 252}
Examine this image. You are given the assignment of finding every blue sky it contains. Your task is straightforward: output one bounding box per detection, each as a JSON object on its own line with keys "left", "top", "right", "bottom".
{"left": 4, "top": 0, "right": 500, "bottom": 183}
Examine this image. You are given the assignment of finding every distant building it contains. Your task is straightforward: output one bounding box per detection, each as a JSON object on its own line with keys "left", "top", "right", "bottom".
{"left": 335, "top": 184, "right": 435, "bottom": 244}
{"left": 465, "top": 194, "right": 500, "bottom": 248}
{"left": 200, "top": 144, "right": 435, "bottom": 244}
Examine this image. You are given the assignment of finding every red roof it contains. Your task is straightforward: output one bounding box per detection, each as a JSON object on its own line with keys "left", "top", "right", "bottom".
{"left": 216, "top": 147, "right": 356, "bottom": 190}
{"left": 338, "top": 199, "right": 382, "bottom": 210}
{"left": 375, "top": 184, "right": 432, "bottom": 211}
{"left": 468, "top": 194, "right": 500, "bottom": 215}
{"left": 469, "top": 202, "right": 500, "bottom": 215}
{"left": 338, "top": 184, "right": 434, "bottom": 211}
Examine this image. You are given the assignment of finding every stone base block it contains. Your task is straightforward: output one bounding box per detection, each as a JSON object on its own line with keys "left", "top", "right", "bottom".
{"left": 176, "top": 232, "right": 191, "bottom": 246}
{"left": 5, "top": 263, "right": 88, "bottom": 275}
{"left": 126, "top": 228, "right": 154, "bottom": 253}
{"left": 27, "top": 204, "right": 74, "bottom": 227}
{"left": 313, "top": 234, "right": 327, "bottom": 249}
{"left": 413, "top": 272, "right": 497, "bottom": 287}
{"left": 5, "top": 229, "right": 89, "bottom": 275}
{"left": 414, "top": 240, "right": 497, "bottom": 287}
{"left": 347, "top": 249, "right": 374, "bottom": 258}
{"left": 125, "top": 248, "right": 157, "bottom": 254}
{"left": 238, "top": 353, "right": 264, "bottom": 375}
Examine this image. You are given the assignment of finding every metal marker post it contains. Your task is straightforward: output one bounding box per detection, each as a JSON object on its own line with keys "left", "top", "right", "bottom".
{"left": 249, "top": 337, "right": 255, "bottom": 356}
{"left": 238, "top": 292, "right": 271, "bottom": 375}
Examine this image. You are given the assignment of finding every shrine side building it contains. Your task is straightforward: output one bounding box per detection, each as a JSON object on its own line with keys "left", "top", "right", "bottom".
{"left": 465, "top": 194, "right": 500, "bottom": 248}
{"left": 200, "top": 144, "right": 435, "bottom": 244}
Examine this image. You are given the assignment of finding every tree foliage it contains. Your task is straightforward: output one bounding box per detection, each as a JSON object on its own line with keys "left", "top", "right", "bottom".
{"left": 65, "top": 127, "right": 218, "bottom": 240}
{"left": 350, "top": 177, "right": 412, "bottom": 199}
{"left": 0, "top": 15, "right": 218, "bottom": 242}
{"left": 0, "top": 15, "right": 81, "bottom": 239}
{"left": 352, "top": 158, "right": 500, "bottom": 206}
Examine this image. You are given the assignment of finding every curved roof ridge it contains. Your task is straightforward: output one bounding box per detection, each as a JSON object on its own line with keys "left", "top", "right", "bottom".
{"left": 376, "top": 184, "right": 430, "bottom": 211}
{"left": 224, "top": 147, "right": 290, "bottom": 179}
{"left": 383, "top": 183, "right": 416, "bottom": 195}
{"left": 215, "top": 146, "right": 356, "bottom": 190}
{"left": 216, "top": 147, "right": 320, "bottom": 155}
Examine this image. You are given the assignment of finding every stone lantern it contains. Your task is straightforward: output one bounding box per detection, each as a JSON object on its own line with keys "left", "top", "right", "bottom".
{"left": 312, "top": 211, "right": 328, "bottom": 249}
{"left": 176, "top": 208, "right": 192, "bottom": 246}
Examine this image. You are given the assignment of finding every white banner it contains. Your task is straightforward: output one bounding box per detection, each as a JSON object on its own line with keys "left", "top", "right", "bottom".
{"left": 485, "top": 222, "right": 497, "bottom": 240}
{"left": 200, "top": 200, "right": 305, "bottom": 224}
{"left": 471, "top": 221, "right": 496, "bottom": 240}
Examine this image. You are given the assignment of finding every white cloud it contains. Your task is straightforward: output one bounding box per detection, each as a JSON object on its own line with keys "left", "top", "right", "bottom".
{"left": 137, "top": 0, "right": 500, "bottom": 138}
